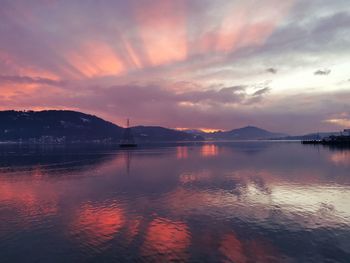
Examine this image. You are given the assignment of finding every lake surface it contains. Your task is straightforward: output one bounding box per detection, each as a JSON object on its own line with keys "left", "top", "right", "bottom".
{"left": 0, "top": 142, "right": 349, "bottom": 262}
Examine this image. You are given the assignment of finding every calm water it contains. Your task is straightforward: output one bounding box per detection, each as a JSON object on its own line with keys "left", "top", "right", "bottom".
{"left": 0, "top": 142, "right": 350, "bottom": 262}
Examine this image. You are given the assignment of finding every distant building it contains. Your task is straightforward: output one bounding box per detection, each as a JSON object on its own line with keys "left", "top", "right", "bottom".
{"left": 344, "top": 129, "right": 350, "bottom": 136}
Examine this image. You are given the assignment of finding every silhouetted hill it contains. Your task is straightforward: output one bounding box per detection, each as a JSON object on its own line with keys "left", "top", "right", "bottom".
{"left": 132, "top": 126, "right": 203, "bottom": 142}
{"left": 0, "top": 110, "right": 203, "bottom": 143}
{"left": 207, "top": 126, "right": 286, "bottom": 140}
{"left": 0, "top": 110, "right": 123, "bottom": 143}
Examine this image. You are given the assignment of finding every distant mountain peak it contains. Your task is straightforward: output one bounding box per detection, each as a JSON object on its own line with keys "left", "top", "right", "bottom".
{"left": 210, "top": 125, "right": 286, "bottom": 140}
{"left": 232, "top": 126, "right": 267, "bottom": 131}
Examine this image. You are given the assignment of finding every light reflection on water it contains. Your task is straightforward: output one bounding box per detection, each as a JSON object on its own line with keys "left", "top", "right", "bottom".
{"left": 0, "top": 142, "right": 350, "bottom": 262}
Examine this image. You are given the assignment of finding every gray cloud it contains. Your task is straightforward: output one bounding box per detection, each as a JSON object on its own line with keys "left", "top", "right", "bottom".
{"left": 234, "top": 9, "right": 350, "bottom": 70}
{"left": 1, "top": 80, "right": 349, "bottom": 135}
{"left": 253, "top": 87, "right": 270, "bottom": 96}
{"left": 0, "top": 75, "right": 66, "bottom": 86}
{"left": 178, "top": 86, "right": 247, "bottom": 104}
{"left": 266, "top": 68, "right": 277, "bottom": 74}
{"left": 314, "top": 69, "right": 331, "bottom": 75}
{"left": 89, "top": 84, "right": 261, "bottom": 107}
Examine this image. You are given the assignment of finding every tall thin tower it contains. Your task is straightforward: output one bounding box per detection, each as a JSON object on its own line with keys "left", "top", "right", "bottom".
{"left": 119, "top": 118, "right": 137, "bottom": 147}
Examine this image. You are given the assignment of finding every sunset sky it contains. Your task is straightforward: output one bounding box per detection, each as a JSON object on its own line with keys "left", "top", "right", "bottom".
{"left": 1, "top": 0, "right": 350, "bottom": 134}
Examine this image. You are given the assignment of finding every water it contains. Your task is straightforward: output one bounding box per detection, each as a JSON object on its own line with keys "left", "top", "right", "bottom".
{"left": 0, "top": 142, "right": 349, "bottom": 262}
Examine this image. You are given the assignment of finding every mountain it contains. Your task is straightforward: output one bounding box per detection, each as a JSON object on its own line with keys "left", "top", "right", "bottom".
{"left": 178, "top": 129, "right": 209, "bottom": 137}
{"left": 206, "top": 126, "right": 286, "bottom": 140}
{"left": 0, "top": 110, "right": 202, "bottom": 143}
{"left": 0, "top": 110, "right": 124, "bottom": 143}
{"left": 180, "top": 129, "right": 206, "bottom": 134}
{"left": 132, "top": 126, "right": 203, "bottom": 142}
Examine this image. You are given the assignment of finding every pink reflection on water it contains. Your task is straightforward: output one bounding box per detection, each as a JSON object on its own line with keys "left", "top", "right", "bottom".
{"left": 179, "top": 170, "right": 211, "bottom": 184}
{"left": 125, "top": 218, "right": 142, "bottom": 244}
{"left": 0, "top": 174, "right": 58, "bottom": 225}
{"left": 220, "top": 232, "right": 282, "bottom": 263}
{"left": 329, "top": 151, "right": 350, "bottom": 166}
{"left": 141, "top": 217, "right": 190, "bottom": 261}
{"left": 201, "top": 144, "right": 218, "bottom": 157}
{"left": 70, "top": 203, "right": 125, "bottom": 247}
{"left": 161, "top": 164, "right": 350, "bottom": 229}
{"left": 220, "top": 233, "right": 247, "bottom": 263}
{"left": 176, "top": 146, "right": 188, "bottom": 159}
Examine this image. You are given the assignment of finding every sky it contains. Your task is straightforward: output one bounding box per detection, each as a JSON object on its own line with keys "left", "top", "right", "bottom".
{"left": 0, "top": 0, "right": 350, "bottom": 134}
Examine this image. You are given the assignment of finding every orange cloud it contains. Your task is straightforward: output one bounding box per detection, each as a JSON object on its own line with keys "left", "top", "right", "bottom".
{"left": 134, "top": 0, "right": 187, "bottom": 66}
{"left": 215, "top": 3, "right": 251, "bottom": 52}
{"left": 198, "top": 0, "right": 294, "bottom": 54}
{"left": 121, "top": 36, "right": 143, "bottom": 69}
{"left": 0, "top": 51, "right": 60, "bottom": 80}
{"left": 238, "top": 21, "right": 276, "bottom": 47}
{"left": 324, "top": 118, "right": 350, "bottom": 127}
{"left": 65, "top": 41, "right": 125, "bottom": 78}
{"left": 1, "top": 83, "right": 38, "bottom": 99}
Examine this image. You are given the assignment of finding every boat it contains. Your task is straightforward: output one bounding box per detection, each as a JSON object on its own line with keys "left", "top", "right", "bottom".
{"left": 119, "top": 118, "right": 137, "bottom": 148}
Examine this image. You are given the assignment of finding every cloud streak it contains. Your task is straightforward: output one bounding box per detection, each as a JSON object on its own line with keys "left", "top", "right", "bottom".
{"left": 0, "top": 75, "right": 65, "bottom": 86}
{"left": 0, "top": 0, "right": 349, "bottom": 134}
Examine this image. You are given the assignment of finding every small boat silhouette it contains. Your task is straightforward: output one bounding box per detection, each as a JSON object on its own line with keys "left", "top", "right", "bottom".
{"left": 119, "top": 118, "right": 137, "bottom": 148}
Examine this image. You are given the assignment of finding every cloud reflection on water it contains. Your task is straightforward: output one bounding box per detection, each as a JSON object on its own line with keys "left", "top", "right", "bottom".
{"left": 0, "top": 143, "right": 350, "bottom": 262}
